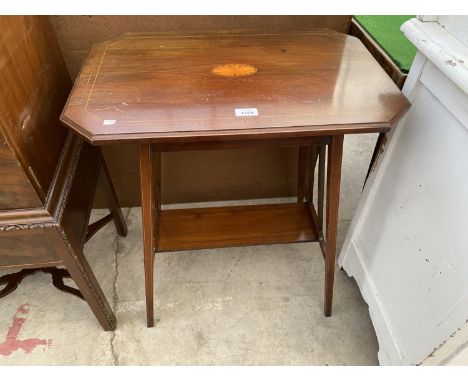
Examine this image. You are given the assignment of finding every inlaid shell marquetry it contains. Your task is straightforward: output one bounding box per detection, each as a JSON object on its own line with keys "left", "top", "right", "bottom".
{"left": 212, "top": 63, "right": 257, "bottom": 77}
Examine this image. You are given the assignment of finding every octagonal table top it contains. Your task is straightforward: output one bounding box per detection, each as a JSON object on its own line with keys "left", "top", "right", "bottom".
{"left": 61, "top": 30, "right": 410, "bottom": 144}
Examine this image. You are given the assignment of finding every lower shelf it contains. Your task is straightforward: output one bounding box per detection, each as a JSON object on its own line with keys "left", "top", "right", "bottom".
{"left": 157, "top": 202, "right": 318, "bottom": 252}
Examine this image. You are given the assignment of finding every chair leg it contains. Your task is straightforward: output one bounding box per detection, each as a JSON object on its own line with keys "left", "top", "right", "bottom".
{"left": 98, "top": 148, "right": 127, "bottom": 237}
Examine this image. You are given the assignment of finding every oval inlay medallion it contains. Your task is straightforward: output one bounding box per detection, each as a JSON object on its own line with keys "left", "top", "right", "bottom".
{"left": 212, "top": 64, "right": 257, "bottom": 77}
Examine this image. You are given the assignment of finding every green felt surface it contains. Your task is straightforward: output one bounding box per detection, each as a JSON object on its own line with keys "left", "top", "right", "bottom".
{"left": 354, "top": 15, "right": 417, "bottom": 73}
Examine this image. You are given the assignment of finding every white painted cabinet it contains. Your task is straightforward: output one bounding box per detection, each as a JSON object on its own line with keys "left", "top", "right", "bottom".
{"left": 338, "top": 17, "right": 468, "bottom": 365}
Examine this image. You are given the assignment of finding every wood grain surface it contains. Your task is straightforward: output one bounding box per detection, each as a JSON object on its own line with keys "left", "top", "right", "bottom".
{"left": 61, "top": 31, "right": 410, "bottom": 144}
{"left": 53, "top": 16, "right": 353, "bottom": 207}
{"left": 51, "top": 16, "right": 352, "bottom": 80}
{"left": 0, "top": 16, "right": 70, "bottom": 203}
{"left": 158, "top": 203, "right": 317, "bottom": 252}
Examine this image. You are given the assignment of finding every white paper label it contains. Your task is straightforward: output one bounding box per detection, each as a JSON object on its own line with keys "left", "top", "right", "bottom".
{"left": 235, "top": 108, "right": 258, "bottom": 117}
{"left": 103, "top": 119, "right": 116, "bottom": 125}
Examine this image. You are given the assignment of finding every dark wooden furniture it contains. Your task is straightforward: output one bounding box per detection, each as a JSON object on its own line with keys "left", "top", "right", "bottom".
{"left": 61, "top": 30, "right": 410, "bottom": 327}
{"left": 348, "top": 18, "right": 409, "bottom": 184}
{"left": 0, "top": 16, "right": 127, "bottom": 331}
{"left": 52, "top": 16, "right": 352, "bottom": 208}
{"left": 348, "top": 18, "right": 408, "bottom": 89}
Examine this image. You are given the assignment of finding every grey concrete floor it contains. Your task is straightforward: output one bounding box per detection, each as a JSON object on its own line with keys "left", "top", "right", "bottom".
{"left": 0, "top": 134, "right": 379, "bottom": 365}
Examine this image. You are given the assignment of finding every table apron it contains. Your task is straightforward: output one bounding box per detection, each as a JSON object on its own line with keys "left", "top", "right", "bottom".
{"left": 151, "top": 136, "right": 331, "bottom": 152}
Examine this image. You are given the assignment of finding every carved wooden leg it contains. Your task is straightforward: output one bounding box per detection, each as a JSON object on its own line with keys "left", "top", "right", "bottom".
{"left": 0, "top": 267, "right": 84, "bottom": 300}
{"left": 0, "top": 269, "right": 44, "bottom": 299}
{"left": 297, "top": 146, "right": 311, "bottom": 203}
{"left": 139, "top": 144, "right": 156, "bottom": 328}
{"left": 44, "top": 268, "right": 84, "bottom": 300}
{"left": 324, "top": 135, "right": 344, "bottom": 317}
{"left": 55, "top": 228, "right": 116, "bottom": 330}
{"left": 98, "top": 149, "right": 127, "bottom": 237}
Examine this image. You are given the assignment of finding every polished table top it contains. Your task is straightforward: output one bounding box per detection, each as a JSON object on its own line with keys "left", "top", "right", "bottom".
{"left": 61, "top": 30, "right": 410, "bottom": 144}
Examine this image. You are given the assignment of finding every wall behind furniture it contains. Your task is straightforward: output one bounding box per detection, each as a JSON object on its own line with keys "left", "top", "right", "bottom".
{"left": 51, "top": 16, "right": 351, "bottom": 206}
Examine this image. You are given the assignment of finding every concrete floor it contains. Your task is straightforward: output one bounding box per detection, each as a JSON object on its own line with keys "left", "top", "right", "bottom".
{"left": 0, "top": 134, "right": 381, "bottom": 365}
{"left": 423, "top": 322, "right": 468, "bottom": 365}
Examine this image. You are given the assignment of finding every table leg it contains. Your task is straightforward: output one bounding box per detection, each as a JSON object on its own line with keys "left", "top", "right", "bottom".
{"left": 317, "top": 145, "right": 326, "bottom": 232}
{"left": 364, "top": 132, "right": 387, "bottom": 186}
{"left": 139, "top": 144, "right": 155, "bottom": 327}
{"left": 307, "top": 146, "right": 319, "bottom": 202}
{"left": 99, "top": 148, "right": 128, "bottom": 237}
{"left": 324, "top": 135, "right": 344, "bottom": 317}
{"left": 297, "top": 146, "right": 311, "bottom": 203}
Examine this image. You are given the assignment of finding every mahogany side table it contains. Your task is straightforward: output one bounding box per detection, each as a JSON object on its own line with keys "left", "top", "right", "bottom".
{"left": 61, "top": 30, "right": 410, "bottom": 327}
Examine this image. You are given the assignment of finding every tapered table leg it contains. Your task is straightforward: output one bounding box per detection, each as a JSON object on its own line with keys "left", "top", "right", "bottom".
{"left": 364, "top": 132, "right": 386, "bottom": 185}
{"left": 99, "top": 148, "right": 127, "bottom": 237}
{"left": 317, "top": 145, "right": 326, "bottom": 232}
{"left": 139, "top": 144, "right": 155, "bottom": 327}
{"left": 307, "top": 145, "right": 319, "bottom": 203}
{"left": 297, "top": 146, "right": 310, "bottom": 203}
{"left": 324, "top": 135, "right": 344, "bottom": 317}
